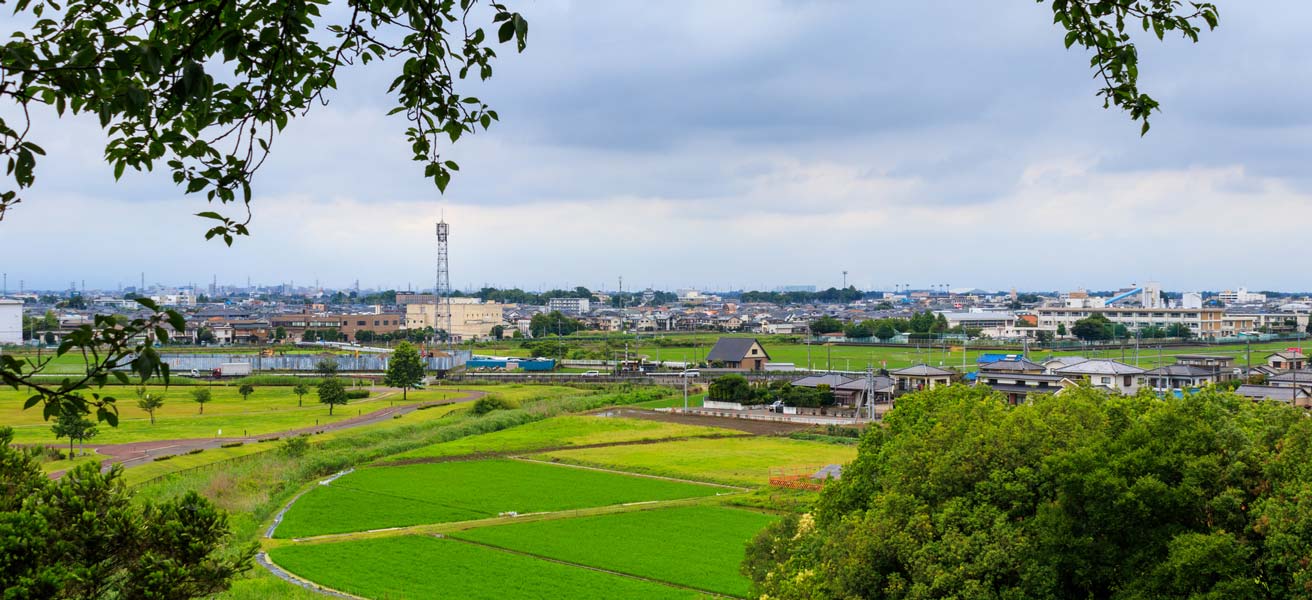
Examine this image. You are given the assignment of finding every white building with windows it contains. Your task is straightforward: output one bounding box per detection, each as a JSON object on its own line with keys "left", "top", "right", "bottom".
{"left": 546, "top": 297, "right": 591, "bottom": 314}
{"left": 0, "top": 299, "right": 21, "bottom": 344}
{"left": 1036, "top": 306, "right": 1226, "bottom": 338}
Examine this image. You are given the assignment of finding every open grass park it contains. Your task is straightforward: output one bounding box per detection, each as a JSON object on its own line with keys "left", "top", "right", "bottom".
{"left": 18, "top": 376, "right": 858, "bottom": 599}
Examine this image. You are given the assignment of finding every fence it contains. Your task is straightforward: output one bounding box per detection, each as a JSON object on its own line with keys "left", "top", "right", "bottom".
{"left": 160, "top": 351, "right": 471, "bottom": 373}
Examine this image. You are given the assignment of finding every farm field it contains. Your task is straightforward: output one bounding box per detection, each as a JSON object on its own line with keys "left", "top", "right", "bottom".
{"left": 630, "top": 392, "right": 706, "bottom": 409}
{"left": 454, "top": 384, "right": 595, "bottom": 404}
{"left": 268, "top": 535, "right": 701, "bottom": 599}
{"left": 535, "top": 436, "right": 858, "bottom": 486}
{"left": 273, "top": 459, "right": 727, "bottom": 538}
{"left": 381, "top": 414, "right": 741, "bottom": 463}
{"left": 452, "top": 505, "right": 776, "bottom": 597}
{"left": 0, "top": 385, "right": 455, "bottom": 444}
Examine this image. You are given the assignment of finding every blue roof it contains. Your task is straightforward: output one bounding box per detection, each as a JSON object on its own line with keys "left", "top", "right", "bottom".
{"left": 977, "top": 353, "right": 1024, "bottom": 364}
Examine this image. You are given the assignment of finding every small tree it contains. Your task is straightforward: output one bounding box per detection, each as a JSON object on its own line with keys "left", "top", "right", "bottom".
{"left": 275, "top": 326, "right": 287, "bottom": 340}
{"left": 135, "top": 387, "right": 165, "bottom": 425}
{"left": 315, "top": 358, "right": 339, "bottom": 377}
{"left": 293, "top": 383, "right": 309, "bottom": 407}
{"left": 874, "top": 323, "right": 897, "bottom": 341}
{"left": 384, "top": 342, "right": 426, "bottom": 401}
{"left": 708, "top": 374, "right": 754, "bottom": 403}
{"left": 192, "top": 387, "right": 212, "bottom": 414}
{"left": 51, "top": 404, "right": 98, "bottom": 457}
{"left": 237, "top": 384, "right": 255, "bottom": 401}
{"left": 1057, "top": 323, "right": 1068, "bottom": 337}
{"left": 317, "top": 378, "right": 348, "bottom": 415}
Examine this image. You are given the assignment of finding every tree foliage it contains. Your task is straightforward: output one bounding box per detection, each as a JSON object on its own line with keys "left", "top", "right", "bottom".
{"left": 383, "top": 341, "right": 425, "bottom": 400}
{"left": 50, "top": 403, "right": 96, "bottom": 456}
{"left": 708, "top": 374, "right": 752, "bottom": 403}
{"left": 0, "top": 427, "right": 254, "bottom": 598}
{"left": 316, "top": 377, "right": 347, "bottom": 415}
{"left": 134, "top": 386, "right": 165, "bottom": 424}
{"left": 292, "top": 382, "right": 308, "bottom": 407}
{"left": 190, "top": 386, "right": 211, "bottom": 414}
{"left": 746, "top": 384, "right": 1312, "bottom": 599}
{"left": 529, "top": 310, "right": 583, "bottom": 338}
{"left": 0, "top": 0, "right": 529, "bottom": 239}
{"left": 237, "top": 383, "right": 255, "bottom": 400}
{"left": 809, "top": 316, "right": 843, "bottom": 335}
{"left": 1072, "top": 313, "right": 1114, "bottom": 341}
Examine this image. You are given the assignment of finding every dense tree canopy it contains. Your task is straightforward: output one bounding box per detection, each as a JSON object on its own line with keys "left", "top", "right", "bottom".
{"left": 384, "top": 341, "right": 426, "bottom": 400}
{"left": 529, "top": 310, "right": 583, "bottom": 338}
{"left": 745, "top": 384, "right": 1312, "bottom": 599}
{"left": 0, "top": 428, "right": 254, "bottom": 598}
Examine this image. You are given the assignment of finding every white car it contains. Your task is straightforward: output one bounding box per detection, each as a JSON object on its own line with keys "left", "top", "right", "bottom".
{"left": 679, "top": 370, "right": 701, "bottom": 378}
{"left": 581, "top": 370, "right": 601, "bottom": 377}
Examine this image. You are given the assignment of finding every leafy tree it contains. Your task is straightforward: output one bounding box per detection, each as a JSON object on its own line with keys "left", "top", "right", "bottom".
{"left": 746, "top": 385, "right": 1312, "bottom": 599}
{"left": 1166, "top": 322, "right": 1194, "bottom": 339}
{"left": 197, "top": 326, "right": 215, "bottom": 344}
{"left": 843, "top": 320, "right": 874, "bottom": 339}
{"left": 314, "top": 358, "right": 339, "bottom": 377}
{"left": 1057, "top": 323, "right": 1068, "bottom": 336}
{"left": 1036, "top": 330, "right": 1055, "bottom": 343}
{"left": 708, "top": 374, "right": 753, "bottom": 403}
{"left": 490, "top": 325, "right": 505, "bottom": 339}
{"left": 0, "top": 428, "right": 254, "bottom": 597}
{"left": 316, "top": 378, "right": 348, "bottom": 415}
{"left": 384, "top": 341, "right": 426, "bottom": 401}
{"left": 274, "top": 326, "right": 287, "bottom": 340}
{"left": 237, "top": 384, "right": 255, "bottom": 401}
{"left": 134, "top": 386, "right": 165, "bottom": 425}
{"left": 191, "top": 387, "right": 212, "bottom": 414}
{"left": 874, "top": 323, "right": 897, "bottom": 341}
{"left": 42, "top": 331, "right": 55, "bottom": 345}
{"left": 809, "top": 317, "right": 843, "bottom": 335}
{"left": 50, "top": 403, "right": 97, "bottom": 457}
{"left": 292, "top": 383, "right": 309, "bottom": 407}
{"left": 0, "top": 0, "right": 530, "bottom": 239}
{"left": 1072, "top": 313, "right": 1114, "bottom": 341}
{"left": 529, "top": 311, "right": 584, "bottom": 337}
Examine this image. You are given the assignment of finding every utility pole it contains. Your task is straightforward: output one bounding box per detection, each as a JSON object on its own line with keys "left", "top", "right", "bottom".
{"left": 842, "top": 271, "right": 848, "bottom": 289}
{"left": 683, "top": 375, "right": 689, "bottom": 411}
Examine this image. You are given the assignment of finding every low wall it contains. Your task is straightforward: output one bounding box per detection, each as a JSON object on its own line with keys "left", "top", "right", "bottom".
{"left": 160, "top": 351, "right": 470, "bottom": 373}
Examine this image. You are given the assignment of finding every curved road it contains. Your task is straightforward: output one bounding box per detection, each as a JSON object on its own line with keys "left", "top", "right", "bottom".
{"left": 49, "top": 388, "right": 484, "bottom": 478}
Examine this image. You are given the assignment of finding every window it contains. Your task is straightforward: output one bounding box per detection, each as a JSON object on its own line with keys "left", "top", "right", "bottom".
{"left": 357, "top": 320, "right": 366, "bottom": 326}
{"left": 1100, "top": 376, "right": 1112, "bottom": 385}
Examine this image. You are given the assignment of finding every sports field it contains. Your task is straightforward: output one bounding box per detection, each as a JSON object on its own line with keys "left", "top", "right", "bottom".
{"left": 452, "top": 505, "right": 776, "bottom": 597}
{"left": 268, "top": 535, "right": 701, "bottom": 599}
{"left": 535, "top": 436, "right": 858, "bottom": 486}
{"left": 273, "top": 459, "right": 726, "bottom": 538}
{"left": 381, "top": 415, "right": 741, "bottom": 463}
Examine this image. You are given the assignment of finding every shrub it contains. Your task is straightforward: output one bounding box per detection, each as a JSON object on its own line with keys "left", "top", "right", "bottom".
{"left": 186, "top": 448, "right": 205, "bottom": 455}
{"left": 219, "top": 442, "right": 244, "bottom": 449}
{"left": 281, "top": 435, "right": 311, "bottom": 457}
{"left": 153, "top": 454, "right": 175, "bottom": 462}
{"left": 471, "top": 394, "right": 520, "bottom": 415}
{"left": 344, "top": 389, "right": 370, "bottom": 400}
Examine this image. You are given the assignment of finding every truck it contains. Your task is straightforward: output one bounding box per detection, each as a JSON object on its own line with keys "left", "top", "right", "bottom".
{"left": 213, "top": 362, "right": 253, "bottom": 377}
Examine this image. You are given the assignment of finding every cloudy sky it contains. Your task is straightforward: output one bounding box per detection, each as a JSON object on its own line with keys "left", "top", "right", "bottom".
{"left": 3, "top": 1, "right": 1310, "bottom": 293}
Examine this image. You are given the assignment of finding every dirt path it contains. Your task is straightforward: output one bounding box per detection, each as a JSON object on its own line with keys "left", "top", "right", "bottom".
{"left": 48, "top": 389, "right": 485, "bottom": 478}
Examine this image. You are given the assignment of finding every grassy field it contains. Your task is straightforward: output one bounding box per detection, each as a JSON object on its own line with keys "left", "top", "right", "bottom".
{"left": 0, "top": 385, "right": 459, "bottom": 444}
{"left": 453, "top": 505, "right": 775, "bottom": 597}
{"left": 630, "top": 392, "right": 706, "bottom": 409}
{"left": 273, "top": 459, "right": 725, "bottom": 538}
{"left": 269, "top": 535, "right": 700, "bottom": 599}
{"left": 381, "top": 415, "right": 740, "bottom": 463}
{"left": 536, "top": 436, "right": 858, "bottom": 487}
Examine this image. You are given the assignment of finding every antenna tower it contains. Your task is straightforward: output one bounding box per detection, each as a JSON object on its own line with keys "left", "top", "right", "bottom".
{"left": 436, "top": 216, "right": 452, "bottom": 349}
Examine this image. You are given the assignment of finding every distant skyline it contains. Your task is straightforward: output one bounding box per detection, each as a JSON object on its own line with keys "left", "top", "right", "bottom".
{"left": 3, "top": 2, "right": 1310, "bottom": 290}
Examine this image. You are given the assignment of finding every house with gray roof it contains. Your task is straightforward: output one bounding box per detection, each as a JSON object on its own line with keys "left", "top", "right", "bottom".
{"left": 1052, "top": 359, "right": 1145, "bottom": 394}
{"left": 891, "top": 364, "right": 956, "bottom": 393}
{"left": 705, "top": 337, "right": 770, "bottom": 370}
{"left": 1143, "top": 364, "right": 1221, "bottom": 392}
{"left": 1235, "top": 384, "right": 1310, "bottom": 406}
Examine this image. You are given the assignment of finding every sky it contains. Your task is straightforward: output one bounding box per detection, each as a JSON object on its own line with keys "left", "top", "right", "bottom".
{"left": 2, "top": 1, "right": 1310, "bottom": 294}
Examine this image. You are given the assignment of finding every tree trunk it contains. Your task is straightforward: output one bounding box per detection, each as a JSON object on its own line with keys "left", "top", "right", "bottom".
{"left": 403, "top": 387, "right": 407, "bottom": 401}
{"left": 70, "top": 437, "right": 74, "bottom": 458}
{"left": 329, "top": 404, "right": 334, "bottom": 416}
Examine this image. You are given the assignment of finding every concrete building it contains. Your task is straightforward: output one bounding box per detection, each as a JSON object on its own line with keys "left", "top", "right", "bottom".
{"left": 0, "top": 299, "right": 21, "bottom": 344}
{"left": 546, "top": 297, "right": 591, "bottom": 314}
{"left": 1036, "top": 306, "right": 1225, "bottom": 339}
{"left": 936, "top": 310, "right": 1018, "bottom": 338}
{"left": 1218, "top": 287, "right": 1267, "bottom": 305}
{"left": 405, "top": 297, "right": 504, "bottom": 341}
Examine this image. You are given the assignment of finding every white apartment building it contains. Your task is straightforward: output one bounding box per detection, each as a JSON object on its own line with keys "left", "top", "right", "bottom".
{"left": 405, "top": 297, "right": 504, "bottom": 341}
{"left": 0, "top": 299, "right": 22, "bottom": 344}
{"left": 1218, "top": 287, "right": 1267, "bottom": 304}
{"left": 936, "top": 311, "right": 1019, "bottom": 338}
{"left": 546, "top": 297, "right": 591, "bottom": 314}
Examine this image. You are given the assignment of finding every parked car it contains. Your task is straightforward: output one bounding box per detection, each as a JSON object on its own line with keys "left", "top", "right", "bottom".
{"left": 770, "top": 400, "right": 785, "bottom": 413}
{"left": 581, "top": 370, "right": 601, "bottom": 377}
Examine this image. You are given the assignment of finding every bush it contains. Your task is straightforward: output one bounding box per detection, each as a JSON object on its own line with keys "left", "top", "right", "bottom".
{"left": 153, "top": 454, "right": 174, "bottom": 462}
{"left": 219, "top": 442, "right": 244, "bottom": 449}
{"left": 344, "top": 389, "right": 370, "bottom": 400}
{"left": 471, "top": 394, "right": 521, "bottom": 415}
{"left": 281, "top": 435, "right": 311, "bottom": 457}
{"left": 186, "top": 448, "right": 204, "bottom": 455}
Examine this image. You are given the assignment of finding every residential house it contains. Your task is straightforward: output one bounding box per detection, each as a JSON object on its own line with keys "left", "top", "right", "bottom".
{"left": 1142, "top": 364, "right": 1220, "bottom": 392}
{"left": 1052, "top": 359, "right": 1145, "bottom": 394}
{"left": 1235, "top": 384, "right": 1311, "bottom": 406}
{"left": 1267, "top": 351, "right": 1306, "bottom": 371}
{"left": 706, "top": 337, "right": 771, "bottom": 370}
{"left": 891, "top": 364, "right": 955, "bottom": 392}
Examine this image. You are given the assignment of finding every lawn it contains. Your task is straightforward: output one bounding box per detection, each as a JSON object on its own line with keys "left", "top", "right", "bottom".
{"left": 273, "top": 459, "right": 725, "bottom": 538}
{"left": 630, "top": 392, "right": 706, "bottom": 409}
{"left": 0, "top": 384, "right": 488, "bottom": 445}
{"left": 381, "top": 415, "right": 740, "bottom": 463}
{"left": 269, "top": 535, "right": 700, "bottom": 599}
{"left": 535, "top": 437, "right": 858, "bottom": 487}
{"left": 453, "top": 505, "right": 775, "bottom": 597}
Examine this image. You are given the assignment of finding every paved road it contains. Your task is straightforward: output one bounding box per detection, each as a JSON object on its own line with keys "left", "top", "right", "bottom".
{"left": 48, "top": 388, "right": 484, "bottom": 478}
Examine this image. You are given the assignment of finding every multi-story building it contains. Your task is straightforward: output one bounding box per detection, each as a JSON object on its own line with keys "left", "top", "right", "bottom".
{"left": 1217, "top": 287, "right": 1267, "bottom": 304}
{"left": 546, "top": 297, "right": 591, "bottom": 314}
{"left": 1036, "top": 306, "right": 1225, "bottom": 338}
{"left": 405, "top": 297, "right": 504, "bottom": 341}
{"left": 0, "top": 299, "right": 21, "bottom": 344}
